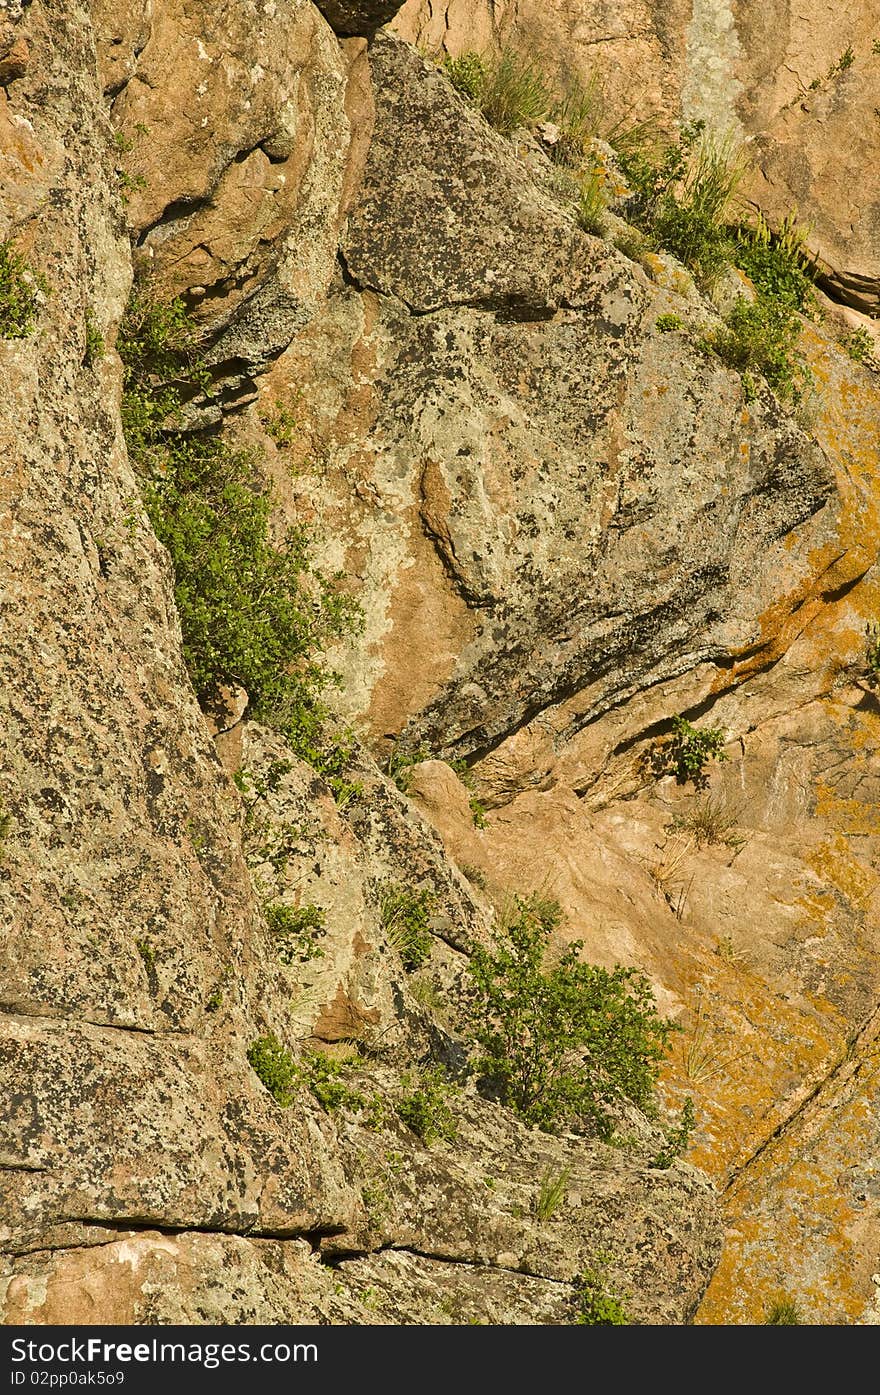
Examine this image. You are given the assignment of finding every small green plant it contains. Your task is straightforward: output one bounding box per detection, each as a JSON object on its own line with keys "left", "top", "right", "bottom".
{"left": 619, "top": 121, "right": 745, "bottom": 289}
{"left": 535, "top": 1166, "right": 569, "bottom": 1221}
{"left": 395, "top": 1066, "right": 457, "bottom": 1145}
{"left": 262, "top": 398, "right": 299, "bottom": 447}
{"left": 135, "top": 937, "right": 157, "bottom": 972}
{"left": 442, "top": 50, "right": 487, "bottom": 104}
{"left": 119, "top": 288, "right": 362, "bottom": 785}
{"left": 0, "top": 241, "right": 43, "bottom": 340}
{"left": 764, "top": 1295, "right": 802, "bottom": 1324}
{"left": 549, "top": 73, "right": 605, "bottom": 167}
{"left": 265, "top": 901, "right": 326, "bottom": 963}
{"left": 384, "top": 741, "right": 430, "bottom": 793}
{"left": 443, "top": 46, "right": 552, "bottom": 136}
{"left": 841, "top": 326, "right": 875, "bottom": 365}
{"left": 478, "top": 46, "right": 553, "bottom": 135}
{"left": 247, "top": 1033, "right": 300, "bottom": 1106}
{"left": 83, "top": 308, "right": 105, "bottom": 366}
{"left": 733, "top": 211, "right": 816, "bottom": 313}
{"left": 647, "top": 716, "right": 727, "bottom": 788}
{"left": 304, "top": 1049, "right": 367, "bottom": 1113}
{"left": 865, "top": 622, "right": 880, "bottom": 687}
{"left": 828, "top": 46, "right": 855, "bottom": 78}
{"left": 668, "top": 794, "right": 745, "bottom": 849}
{"left": 205, "top": 965, "right": 232, "bottom": 1013}
{"left": 466, "top": 893, "right": 676, "bottom": 1136}
{"left": 651, "top": 1095, "right": 696, "bottom": 1168}
{"left": 378, "top": 881, "right": 434, "bottom": 971}
{"left": 701, "top": 293, "right": 807, "bottom": 404}
{"left": 655, "top": 313, "right": 684, "bottom": 332}
{"left": 575, "top": 160, "right": 608, "bottom": 236}
{"left": 572, "top": 1265, "right": 630, "bottom": 1325}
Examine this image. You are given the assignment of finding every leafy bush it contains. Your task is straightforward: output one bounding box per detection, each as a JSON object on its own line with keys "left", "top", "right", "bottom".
{"left": 265, "top": 902, "right": 326, "bottom": 963}
{"left": 701, "top": 294, "right": 806, "bottom": 404}
{"left": 378, "top": 882, "right": 434, "bottom": 971}
{"left": 442, "top": 46, "right": 551, "bottom": 136}
{"left": 842, "top": 326, "right": 875, "bottom": 365}
{"left": 247, "top": 1034, "right": 299, "bottom": 1106}
{"left": 650, "top": 1095, "right": 696, "bottom": 1168}
{"left": 733, "top": 212, "right": 816, "bottom": 313}
{"left": 619, "top": 121, "right": 744, "bottom": 288}
{"left": 304, "top": 1049, "right": 367, "bottom": 1113}
{"left": 648, "top": 716, "right": 728, "bottom": 788}
{"left": 655, "top": 313, "right": 684, "bottom": 332}
{"left": 119, "top": 289, "right": 362, "bottom": 782}
{"left": 465, "top": 893, "right": 676, "bottom": 1136}
{"left": 395, "top": 1066, "right": 457, "bottom": 1145}
{"left": 442, "top": 51, "right": 487, "bottom": 104}
{"left": 572, "top": 1266, "right": 630, "bottom": 1325}
{"left": 0, "top": 241, "right": 43, "bottom": 339}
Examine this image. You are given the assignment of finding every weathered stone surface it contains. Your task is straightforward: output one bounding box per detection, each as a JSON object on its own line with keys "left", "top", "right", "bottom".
{"left": 316, "top": 1, "right": 404, "bottom": 38}
{"left": 394, "top": 1, "right": 880, "bottom": 327}
{"left": 92, "top": 0, "right": 370, "bottom": 409}
{"left": 323, "top": 37, "right": 841, "bottom": 776}
{"left": 746, "top": 62, "right": 880, "bottom": 315}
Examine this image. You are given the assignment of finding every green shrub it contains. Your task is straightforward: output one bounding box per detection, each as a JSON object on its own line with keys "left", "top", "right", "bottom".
{"left": 378, "top": 881, "right": 434, "bottom": 971}
{"left": 265, "top": 902, "right": 326, "bottom": 963}
{"left": 732, "top": 212, "right": 816, "bottom": 313}
{"left": 618, "top": 121, "right": 744, "bottom": 289}
{"left": 648, "top": 715, "right": 727, "bottom": 788}
{"left": 0, "top": 241, "right": 43, "bottom": 339}
{"left": 701, "top": 294, "right": 806, "bottom": 404}
{"left": 465, "top": 893, "right": 676, "bottom": 1136}
{"left": 842, "top": 326, "right": 875, "bottom": 365}
{"left": 442, "top": 51, "right": 487, "bottom": 104}
{"left": 247, "top": 1033, "right": 300, "bottom": 1106}
{"left": 119, "top": 289, "right": 362, "bottom": 784}
{"left": 572, "top": 1266, "right": 630, "bottom": 1325}
{"left": 304, "top": 1050, "right": 366, "bottom": 1113}
{"left": 395, "top": 1066, "right": 457, "bottom": 1145}
{"left": 655, "top": 313, "right": 684, "bottom": 332}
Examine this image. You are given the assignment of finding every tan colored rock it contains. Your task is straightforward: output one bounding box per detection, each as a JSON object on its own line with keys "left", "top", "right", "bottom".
{"left": 92, "top": 0, "right": 372, "bottom": 408}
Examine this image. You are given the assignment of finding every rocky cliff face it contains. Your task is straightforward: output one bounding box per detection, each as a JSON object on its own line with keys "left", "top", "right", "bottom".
{"left": 2, "top": 0, "right": 880, "bottom": 1327}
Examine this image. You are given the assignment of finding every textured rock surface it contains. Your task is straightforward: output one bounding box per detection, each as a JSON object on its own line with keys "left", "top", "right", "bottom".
{"left": 316, "top": 1, "right": 404, "bottom": 37}
{"left": 93, "top": 0, "right": 369, "bottom": 411}
{"left": 393, "top": 0, "right": 880, "bottom": 328}
{"left": 7, "top": 0, "right": 880, "bottom": 1332}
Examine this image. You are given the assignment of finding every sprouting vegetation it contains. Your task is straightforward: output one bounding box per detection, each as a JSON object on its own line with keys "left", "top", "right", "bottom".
{"left": 571, "top": 1263, "right": 631, "bottom": 1325}
{"left": 465, "top": 893, "right": 677, "bottom": 1137}
{"left": 118, "top": 287, "right": 363, "bottom": 794}
{"left": 247, "top": 1033, "right": 299, "bottom": 1106}
{"left": 0, "top": 241, "right": 44, "bottom": 340}
{"left": 395, "top": 1066, "right": 458, "bottom": 1145}
{"left": 378, "top": 881, "right": 435, "bottom": 971}
{"left": 265, "top": 901, "right": 326, "bottom": 963}
{"left": 645, "top": 716, "right": 728, "bottom": 788}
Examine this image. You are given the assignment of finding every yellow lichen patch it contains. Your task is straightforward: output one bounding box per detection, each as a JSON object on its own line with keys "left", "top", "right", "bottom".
{"left": 696, "top": 1072, "right": 880, "bottom": 1324}
{"left": 805, "top": 834, "right": 878, "bottom": 913}
{"left": 813, "top": 780, "right": 880, "bottom": 839}
{"left": 662, "top": 957, "right": 844, "bottom": 1183}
